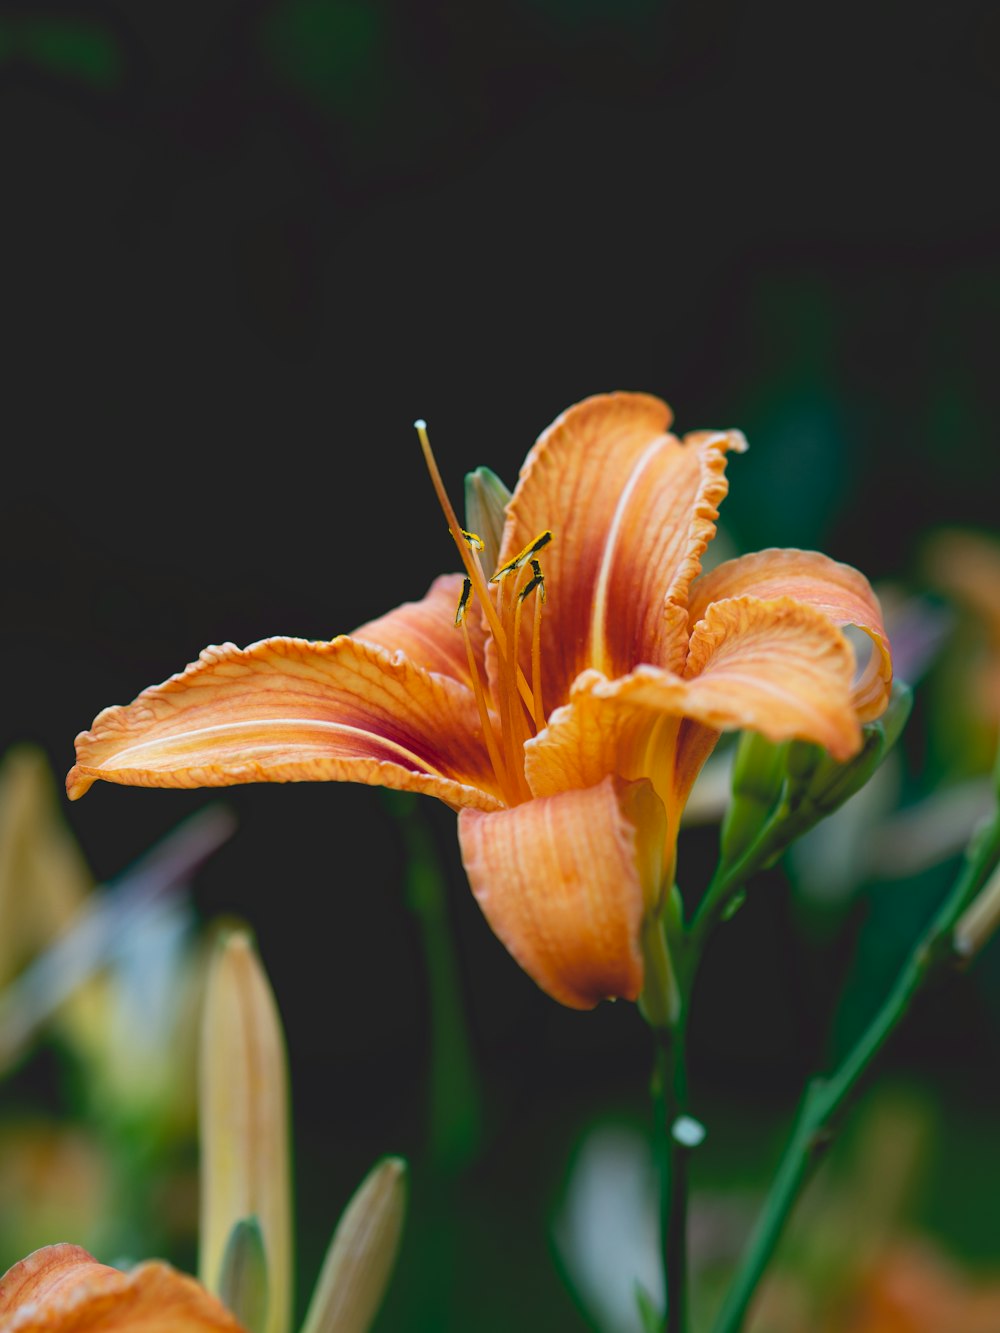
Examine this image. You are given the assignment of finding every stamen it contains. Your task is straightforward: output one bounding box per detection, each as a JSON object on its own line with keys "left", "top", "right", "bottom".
{"left": 530, "top": 581, "right": 544, "bottom": 728}
{"left": 514, "top": 559, "right": 547, "bottom": 730}
{"left": 454, "top": 576, "right": 473, "bottom": 627}
{"left": 490, "top": 530, "right": 552, "bottom": 583}
{"left": 416, "top": 419, "right": 536, "bottom": 717}
{"left": 517, "top": 557, "right": 546, "bottom": 603}
{"left": 460, "top": 617, "right": 512, "bottom": 803}
{"left": 498, "top": 564, "right": 534, "bottom": 802}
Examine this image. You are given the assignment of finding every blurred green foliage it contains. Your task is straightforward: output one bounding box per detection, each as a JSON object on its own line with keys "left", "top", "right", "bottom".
{"left": 0, "top": 17, "right": 121, "bottom": 86}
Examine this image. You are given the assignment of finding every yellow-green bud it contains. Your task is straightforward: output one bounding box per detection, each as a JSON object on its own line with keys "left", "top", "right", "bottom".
{"left": 218, "top": 1217, "right": 269, "bottom": 1333}
{"left": 300, "top": 1157, "right": 408, "bottom": 1333}
{"left": 464, "top": 466, "right": 512, "bottom": 581}
{"left": 720, "top": 733, "right": 789, "bottom": 866}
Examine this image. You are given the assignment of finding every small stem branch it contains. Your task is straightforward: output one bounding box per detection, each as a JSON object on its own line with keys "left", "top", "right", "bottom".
{"left": 712, "top": 803, "right": 1000, "bottom": 1333}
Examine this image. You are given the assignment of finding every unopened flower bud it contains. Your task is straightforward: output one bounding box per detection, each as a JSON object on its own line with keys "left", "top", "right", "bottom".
{"left": 300, "top": 1157, "right": 408, "bottom": 1333}
{"left": 199, "top": 930, "right": 292, "bottom": 1333}
{"left": 464, "top": 466, "right": 512, "bottom": 580}
{"left": 217, "top": 1216, "right": 269, "bottom": 1333}
{"left": 799, "top": 683, "right": 913, "bottom": 816}
{"left": 719, "top": 733, "right": 788, "bottom": 867}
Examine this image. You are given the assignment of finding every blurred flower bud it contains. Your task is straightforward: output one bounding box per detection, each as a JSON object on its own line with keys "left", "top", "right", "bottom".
{"left": 217, "top": 1217, "right": 269, "bottom": 1333}
{"left": 299, "top": 1157, "right": 408, "bottom": 1333}
{"left": 199, "top": 931, "right": 292, "bottom": 1333}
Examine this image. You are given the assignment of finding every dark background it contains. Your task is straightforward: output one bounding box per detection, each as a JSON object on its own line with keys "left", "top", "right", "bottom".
{"left": 2, "top": 1, "right": 1000, "bottom": 1327}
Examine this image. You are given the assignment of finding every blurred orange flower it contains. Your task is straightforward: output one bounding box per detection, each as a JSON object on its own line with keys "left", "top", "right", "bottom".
{"left": 68, "top": 393, "right": 891, "bottom": 1011}
{"left": 0, "top": 933, "right": 407, "bottom": 1333}
{"left": 0, "top": 1243, "right": 244, "bottom": 1332}
{"left": 925, "top": 528, "right": 1000, "bottom": 770}
{"left": 838, "top": 1241, "right": 1000, "bottom": 1333}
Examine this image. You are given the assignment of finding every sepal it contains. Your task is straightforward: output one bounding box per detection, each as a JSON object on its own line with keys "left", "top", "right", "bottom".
{"left": 714, "top": 683, "right": 913, "bottom": 906}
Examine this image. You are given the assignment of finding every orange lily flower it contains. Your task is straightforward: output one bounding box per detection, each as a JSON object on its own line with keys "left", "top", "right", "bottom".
{"left": 0, "top": 1243, "right": 245, "bottom": 1331}
{"left": 68, "top": 393, "right": 891, "bottom": 1012}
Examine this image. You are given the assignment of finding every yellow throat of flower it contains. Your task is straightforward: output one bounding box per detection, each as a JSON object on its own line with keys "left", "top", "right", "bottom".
{"left": 416, "top": 420, "right": 550, "bottom": 808}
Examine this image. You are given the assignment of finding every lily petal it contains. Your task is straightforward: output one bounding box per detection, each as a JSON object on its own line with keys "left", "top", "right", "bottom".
{"left": 688, "top": 548, "right": 892, "bottom": 722}
{"left": 68, "top": 638, "right": 502, "bottom": 811}
{"left": 497, "top": 392, "right": 746, "bottom": 712}
{"left": 586, "top": 596, "right": 861, "bottom": 762}
{"left": 0, "top": 1245, "right": 244, "bottom": 1332}
{"left": 458, "top": 776, "right": 665, "bottom": 1009}
{"left": 524, "top": 677, "right": 711, "bottom": 851}
{"left": 0, "top": 1245, "right": 122, "bottom": 1314}
{"left": 351, "top": 573, "right": 489, "bottom": 692}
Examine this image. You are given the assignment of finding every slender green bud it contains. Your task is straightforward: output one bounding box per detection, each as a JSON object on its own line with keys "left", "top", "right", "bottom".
{"left": 300, "top": 1157, "right": 408, "bottom": 1333}
{"left": 218, "top": 1217, "right": 269, "bottom": 1333}
{"left": 720, "top": 733, "right": 788, "bottom": 867}
{"left": 798, "top": 683, "right": 913, "bottom": 816}
{"left": 715, "top": 684, "right": 913, "bottom": 904}
{"left": 731, "top": 732, "right": 788, "bottom": 806}
{"left": 464, "top": 466, "right": 512, "bottom": 581}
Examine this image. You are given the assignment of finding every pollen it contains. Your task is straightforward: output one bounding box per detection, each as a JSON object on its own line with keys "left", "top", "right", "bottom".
{"left": 490, "top": 530, "right": 552, "bottom": 583}
{"left": 456, "top": 528, "right": 485, "bottom": 552}
{"left": 518, "top": 558, "right": 546, "bottom": 603}
{"left": 454, "top": 576, "right": 473, "bottom": 626}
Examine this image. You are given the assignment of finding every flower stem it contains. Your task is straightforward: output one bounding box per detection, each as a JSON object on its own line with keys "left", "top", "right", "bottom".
{"left": 711, "top": 796, "right": 1000, "bottom": 1333}
{"left": 651, "top": 1015, "right": 690, "bottom": 1333}
{"left": 384, "top": 793, "right": 482, "bottom": 1174}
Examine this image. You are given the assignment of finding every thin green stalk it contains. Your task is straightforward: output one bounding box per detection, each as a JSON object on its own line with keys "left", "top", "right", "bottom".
{"left": 650, "top": 1016, "right": 690, "bottom": 1333}
{"left": 712, "top": 801, "right": 1000, "bottom": 1333}
{"left": 386, "top": 793, "right": 482, "bottom": 1174}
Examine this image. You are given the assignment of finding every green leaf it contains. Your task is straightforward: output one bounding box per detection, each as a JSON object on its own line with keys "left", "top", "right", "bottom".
{"left": 634, "top": 1280, "right": 663, "bottom": 1333}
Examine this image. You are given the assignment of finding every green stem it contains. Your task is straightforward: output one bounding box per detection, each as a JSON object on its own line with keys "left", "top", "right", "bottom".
{"left": 650, "top": 1015, "right": 690, "bottom": 1333}
{"left": 712, "top": 801, "right": 1000, "bottom": 1333}
{"left": 387, "top": 794, "right": 482, "bottom": 1174}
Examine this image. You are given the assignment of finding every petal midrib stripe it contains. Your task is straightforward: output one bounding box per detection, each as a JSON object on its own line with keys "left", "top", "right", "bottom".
{"left": 588, "top": 434, "right": 670, "bottom": 673}
{"left": 93, "top": 718, "right": 450, "bottom": 779}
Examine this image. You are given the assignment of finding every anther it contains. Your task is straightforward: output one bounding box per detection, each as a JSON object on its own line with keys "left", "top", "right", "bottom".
{"left": 454, "top": 576, "right": 473, "bottom": 626}
{"left": 453, "top": 527, "right": 485, "bottom": 552}
{"left": 490, "top": 530, "right": 552, "bottom": 583}
{"left": 518, "top": 558, "right": 546, "bottom": 603}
